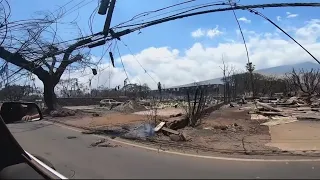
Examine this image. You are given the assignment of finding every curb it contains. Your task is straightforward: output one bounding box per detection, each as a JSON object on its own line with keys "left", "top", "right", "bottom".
{"left": 45, "top": 120, "right": 320, "bottom": 162}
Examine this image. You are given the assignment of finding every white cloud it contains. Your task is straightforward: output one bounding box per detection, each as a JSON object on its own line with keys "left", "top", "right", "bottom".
{"left": 191, "top": 26, "right": 223, "bottom": 39}
{"left": 287, "top": 14, "right": 298, "bottom": 18}
{"left": 206, "top": 25, "right": 223, "bottom": 38}
{"left": 286, "top": 12, "right": 299, "bottom": 18}
{"left": 236, "top": 29, "right": 256, "bottom": 36}
{"left": 295, "top": 19, "right": 320, "bottom": 43}
{"left": 276, "top": 16, "right": 281, "bottom": 21}
{"left": 238, "top": 17, "right": 251, "bottom": 23}
{"left": 191, "top": 28, "right": 205, "bottom": 38}
{"left": 22, "top": 19, "right": 320, "bottom": 91}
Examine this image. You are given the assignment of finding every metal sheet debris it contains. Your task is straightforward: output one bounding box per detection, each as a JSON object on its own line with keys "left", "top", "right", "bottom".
{"left": 154, "top": 122, "right": 165, "bottom": 132}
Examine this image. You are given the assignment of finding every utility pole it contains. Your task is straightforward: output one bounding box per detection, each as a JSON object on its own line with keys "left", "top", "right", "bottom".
{"left": 98, "top": 0, "right": 109, "bottom": 15}
{"left": 124, "top": 78, "right": 128, "bottom": 96}
{"left": 88, "top": 0, "right": 116, "bottom": 49}
{"left": 102, "top": 0, "right": 116, "bottom": 36}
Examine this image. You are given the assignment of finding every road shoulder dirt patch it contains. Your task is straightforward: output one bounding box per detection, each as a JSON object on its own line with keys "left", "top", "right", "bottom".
{"left": 47, "top": 105, "right": 320, "bottom": 157}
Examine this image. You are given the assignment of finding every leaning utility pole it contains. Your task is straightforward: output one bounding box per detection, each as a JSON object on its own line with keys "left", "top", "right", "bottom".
{"left": 87, "top": 0, "right": 116, "bottom": 48}
{"left": 99, "top": 0, "right": 117, "bottom": 36}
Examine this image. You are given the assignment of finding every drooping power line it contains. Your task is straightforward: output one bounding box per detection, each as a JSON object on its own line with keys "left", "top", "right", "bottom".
{"left": 228, "top": 1, "right": 250, "bottom": 65}
{"left": 111, "top": 3, "right": 320, "bottom": 32}
{"left": 119, "top": 40, "right": 157, "bottom": 85}
{"left": 246, "top": 8, "right": 320, "bottom": 64}
{"left": 115, "top": 44, "right": 130, "bottom": 84}
{"left": 113, "top": 0, "right": 197, "bottom": 28}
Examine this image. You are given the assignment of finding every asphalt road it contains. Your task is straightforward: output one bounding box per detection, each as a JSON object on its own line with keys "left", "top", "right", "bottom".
{"left": 7, "top": 121, "right": 320, "bottom": 179}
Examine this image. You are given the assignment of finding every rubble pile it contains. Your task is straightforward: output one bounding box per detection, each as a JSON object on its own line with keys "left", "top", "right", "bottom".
{"left": 311, "top": 97, "right": 320, "bottom": 108}
{"left": 50, "top": 108, "right": 76, "bottom": 117}
{"left": 144, "top": 101, "right": 180, "bottom": 110}
{"left": 248, "top": 96, "right": 320, "bottom": 126}
{"left": 121, "top": 123, "right": 155, "bottom": 140}
{"left": 153, "top": 121, "right": 189, "bottom": 142}
{"left": 113, "top": 100, "right": 146, "bottom": 113}
{"left": 142, "top": 99, "right": 219, "bottom": 110}
{"left": 141, "top": 102, "right": 228, "bottom": 142}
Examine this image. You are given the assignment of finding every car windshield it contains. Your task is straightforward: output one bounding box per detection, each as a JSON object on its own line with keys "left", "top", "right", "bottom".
{"left": 2, "top": 0, "right": 320, "bottom": 179}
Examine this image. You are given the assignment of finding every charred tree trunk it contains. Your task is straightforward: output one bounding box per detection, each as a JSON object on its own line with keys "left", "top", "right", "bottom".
{"left": 185, "top": 87, "right": 208, "bottom": 127}
{"left": 43, "top": 79, "right": 58, "bottom": 111}
{"left": 250, "top": 71, "right": 255, "bottom": 98}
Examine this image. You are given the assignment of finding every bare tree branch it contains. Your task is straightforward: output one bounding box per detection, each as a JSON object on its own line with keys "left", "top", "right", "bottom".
{"left": 0, "top": 47, "right": 48, "bottom": 80}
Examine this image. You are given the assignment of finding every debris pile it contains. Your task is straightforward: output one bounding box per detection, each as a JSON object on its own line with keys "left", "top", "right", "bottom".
{"left": 113, "top": 100, "right": 146, "bottom": 113}
{"left": 249, "top": 97, "right": 320, "bottom": 126}
{"left": 142, "top": 102, "right": 228, "bottom": 142}
{"left": 276, "top": 96, "right": 306, "bottom": 107}
{"left": 144, "top": 101, "right": 180, "bottom": 110}
{"left": 90, "top": 139, "right": 106, "bottom": 147}
{"left": 311, "top": 97, "right": 320, "bottom": 108}
{"left": 153, "top": 117, "right": 190, "bottom": 142}
{"left": 50, "top": 108, "right": 76, "bottom": 117}
{"left": 121, "top": 123, "right": 155, "bottom": 140}
{"left": 142, "top": 99, "right": 219, "bottom": 110}
{"left": 165, "top": 116, "right": 188, "bottom": 130}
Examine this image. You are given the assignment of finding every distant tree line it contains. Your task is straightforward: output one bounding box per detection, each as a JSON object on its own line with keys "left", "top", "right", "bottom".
{"left": 221, "top": 67, "right": 320, "bottom": 102}
{"left": 56, "top": 78, "right": 151, "bottom": 99}
{"left": 0, "top": 85, "right": 42, "bottom": 101}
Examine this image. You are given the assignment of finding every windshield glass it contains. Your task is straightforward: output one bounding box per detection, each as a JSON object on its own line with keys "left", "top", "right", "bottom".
{"left": 2, "top": 0, "right": 320, "bottom": 179}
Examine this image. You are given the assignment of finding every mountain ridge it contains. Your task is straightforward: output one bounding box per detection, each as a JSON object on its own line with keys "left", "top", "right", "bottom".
{"left": 170, "top": 61, "right": 320, "bottom": 88}
{"left": 256, "top": 61, "right": 320, "bottom": 75}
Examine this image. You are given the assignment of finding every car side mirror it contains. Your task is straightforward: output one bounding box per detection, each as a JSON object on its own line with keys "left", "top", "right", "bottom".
{"left": 0, "top": 102, "right": 43, "bottom": 124}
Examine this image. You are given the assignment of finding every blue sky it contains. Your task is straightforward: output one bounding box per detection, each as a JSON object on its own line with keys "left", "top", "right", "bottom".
{"left": 7, "top": 0, "right": 320, "bottom": 89}
{"left": 10, "top": 0, "right": 320, "bottom": 55}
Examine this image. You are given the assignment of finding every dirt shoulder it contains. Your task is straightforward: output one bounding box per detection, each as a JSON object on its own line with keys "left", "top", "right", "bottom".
{"left": 267, "top": 120, "right": 320, "bottom": 151}
{"left": 148, "top": 106, "right": 279, "bottom": 155}
{"left": 46, "top": 104, "right": 320, "bottom": 157}
{"left": 48, "top": 110, "right": 148, "bottom": 129}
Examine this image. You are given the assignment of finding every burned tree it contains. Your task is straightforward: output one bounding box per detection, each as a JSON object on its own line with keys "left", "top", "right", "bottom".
{"left": 226, "top": 71, "right": 287, "bottom": 98}
{"left": 157, "top": 81, "right": 162, "bottom": 101}
{"left": 253, "top": 73, "right": 277, "bottom": 96}
{"left": 228, "top": 71, "right": 250, "bottom": 98}
{"left": 262, "top": 76, "right": 287, "bottom": 96}
{"left": 0, "top": 84, "right": 33, "bottom": 101}
{"left": 246, "top": 62, "right": 255, "bottom": 97}
{"left": 121, "top": 83, "right": 150, "bottom": 98}
{"left": 220, "top": 56, "right": 235, "bottom": 103}
{"left": 56, "top": 78, "right": 87, "bottom": 98}
{"left": 0, "top": 4, "right": 99, "bottom": 111}
{"left": 283, "top": 75, "right": 296, "bottom": 96}
{"left": 185, "top": 86, "right": 208, "bottom": 127}
{"left": 288, "top": 68, "right": 320, "bottom": 102}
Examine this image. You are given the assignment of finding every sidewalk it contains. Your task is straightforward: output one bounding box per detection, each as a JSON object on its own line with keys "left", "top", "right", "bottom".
{"left": 267, "top": 121, "right": 320, "bottom": 151}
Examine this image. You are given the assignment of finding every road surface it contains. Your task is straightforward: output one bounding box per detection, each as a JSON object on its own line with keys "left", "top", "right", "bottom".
{"left": 7, "top": 121, "right": 320, "bottom": 179}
